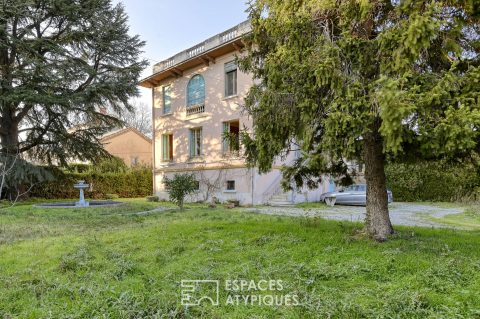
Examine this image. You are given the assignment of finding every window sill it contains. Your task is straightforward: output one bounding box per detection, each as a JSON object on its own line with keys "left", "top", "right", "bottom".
{"left": 223, "top": 190, "right": 237, "bottom": 193}
{"left": 160, "top": 112, "right": 173, "bottom": 117}
{"left": 223, "top": 94, "right": 238, "bottom": 101}
{"left": 187, "top": 156, "right": 205, "bottom": 163}
{"left": 185, "top": 112, "right": 210, "bottom": 120}
{"left": 222, "top": 152, "right": 242, "bottom": 159}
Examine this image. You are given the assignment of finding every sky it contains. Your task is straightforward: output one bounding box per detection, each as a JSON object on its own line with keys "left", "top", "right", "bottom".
{"left": 116, "top": 0, "right": 250, "bottom": 107}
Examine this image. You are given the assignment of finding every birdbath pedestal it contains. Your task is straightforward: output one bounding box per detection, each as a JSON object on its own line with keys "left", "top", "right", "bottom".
{"left": 74, "top": 180, "right": 90, "bottom": 207}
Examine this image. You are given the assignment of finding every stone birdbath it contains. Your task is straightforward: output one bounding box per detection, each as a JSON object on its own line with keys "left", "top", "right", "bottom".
{"left": 74, "top": 180, "right": 90, "bottom": 207}
{"left": 34, "top": 180, "right": 123, "bottom": 208}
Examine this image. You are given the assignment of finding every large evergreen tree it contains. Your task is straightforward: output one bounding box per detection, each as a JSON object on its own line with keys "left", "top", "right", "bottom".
{"left": 0, "top": 0, "right": 147, "bottom": 165}
{"left": 240, "top": 0, "right": 480, "bottom": 240}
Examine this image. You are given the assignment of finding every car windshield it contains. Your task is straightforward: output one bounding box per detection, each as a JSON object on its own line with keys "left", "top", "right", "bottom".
{"left": 344, "top": 185, "right": 366, "bottom": 192}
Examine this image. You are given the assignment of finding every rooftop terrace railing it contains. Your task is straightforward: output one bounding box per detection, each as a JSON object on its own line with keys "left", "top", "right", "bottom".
{"left": 152, "top": 20, "right": 251, "bottom": 74}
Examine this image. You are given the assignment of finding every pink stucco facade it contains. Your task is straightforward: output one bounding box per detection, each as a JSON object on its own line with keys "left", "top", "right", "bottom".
{"left": 141, "top": 22, "right": 328, "bottom": 205}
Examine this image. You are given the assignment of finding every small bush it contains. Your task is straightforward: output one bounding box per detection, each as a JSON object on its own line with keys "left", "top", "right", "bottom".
{"left": 146, "top": 195, "right": 159, "bottom": 202}
{"left": 163, "top": 173, "right": 197, "bottom": 210}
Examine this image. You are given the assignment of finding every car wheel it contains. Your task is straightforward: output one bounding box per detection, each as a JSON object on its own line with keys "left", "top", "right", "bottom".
{"left": 325, "top": 197, "right": 336, "bottom": 207}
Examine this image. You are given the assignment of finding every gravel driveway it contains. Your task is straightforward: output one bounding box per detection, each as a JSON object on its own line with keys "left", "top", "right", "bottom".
{"left": 244, "top": 202, "right": 464, "bottom": 228}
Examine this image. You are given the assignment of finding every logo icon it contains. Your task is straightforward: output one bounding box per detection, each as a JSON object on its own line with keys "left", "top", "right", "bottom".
{"left": 181, "top": 280, "right": 220, "bottom": 306}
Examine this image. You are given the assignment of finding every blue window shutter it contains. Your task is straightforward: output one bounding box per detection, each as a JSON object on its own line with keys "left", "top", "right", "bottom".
{"left": 223, "top": 122, "right": 229, "bottom": 153}
{"left": 163, "top": 86, "right": 171, "bottom": 114}
{"left": 224, "top": 61, "right": 237, "bottom": 97}
{"left": 198, "top": 128, "right": 202, "bottom": 155}
{"left": 162, "top": 135, "right": 167, "bottom": 160}
{"left": 225, "top": 61, "right": 237, "bottom": 72}
{"left": 162, "top": 135, "right": 165, "bottom": 160}
{"left": 189, "top": 130, "right": 194, "bottom": 157}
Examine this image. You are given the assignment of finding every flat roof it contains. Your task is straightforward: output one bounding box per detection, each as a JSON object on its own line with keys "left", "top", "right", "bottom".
{"left": 139, "top": 20, "right": 251, "bottom": 88}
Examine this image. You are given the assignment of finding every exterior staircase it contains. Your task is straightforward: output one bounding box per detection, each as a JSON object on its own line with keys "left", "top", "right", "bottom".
{"left": 262, "top": 170, "right": 295, "bottom": 207}
{"left": 267, "top": 192, "right": 294, "bottom": 207}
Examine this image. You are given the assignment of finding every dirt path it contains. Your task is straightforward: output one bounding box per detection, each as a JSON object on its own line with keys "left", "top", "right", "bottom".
{"left": 244, "top": 202, "right": 464, "bottom": 229}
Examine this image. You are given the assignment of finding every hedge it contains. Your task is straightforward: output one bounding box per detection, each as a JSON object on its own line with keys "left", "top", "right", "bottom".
{"left": 385, "top": 160, "right": 480, "bottom": 202}
{"left": 30, "top": 167, "right": 152, "bottom": 199}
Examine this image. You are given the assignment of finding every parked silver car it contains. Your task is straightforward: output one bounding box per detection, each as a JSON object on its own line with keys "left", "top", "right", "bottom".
{"left": 319, "top": 184, "right": 393, "bottom": 206}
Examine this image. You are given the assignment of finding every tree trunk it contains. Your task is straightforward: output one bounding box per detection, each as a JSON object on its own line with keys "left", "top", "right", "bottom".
{"left": 364, "top": 130, "right": 393, "bottom": 241}
{"left": 0, "top": 110, "right": 19, "bottom": 155}
{"left": 0, "top": 110, "right": 20, "bottom": 200}
{"left": 0, "top": 18, "right": 17, "bottom": 156}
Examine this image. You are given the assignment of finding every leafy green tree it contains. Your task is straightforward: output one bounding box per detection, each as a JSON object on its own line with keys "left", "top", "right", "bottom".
{"left": 163, "top": 173, "right": 198, "bottom": 210}
{"left": 240, "top": 0, "right": 480, "bottom": 240}
{"left": 0, "top": 0, "right": 147, "bottom": 165}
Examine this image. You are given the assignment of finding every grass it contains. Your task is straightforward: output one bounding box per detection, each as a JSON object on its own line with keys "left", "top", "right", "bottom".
{"left": 0, "top": 199, "right": 479, "bottom": 318}
{"left": 295, "top": 201, "right": 328, "bottom": 209}
{"left": 429, "top": 205, "right": 480, "bottom": 230}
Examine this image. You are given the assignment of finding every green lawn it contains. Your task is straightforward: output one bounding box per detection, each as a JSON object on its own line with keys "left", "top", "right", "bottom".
{"left": 0, "top": 199, "right": 479, "bottom": 318}
{"left": 295, "top": 201, "right": 328, "bottom": 209}
{"left": 429, "top": 205, "right": 480, "bottom": 230}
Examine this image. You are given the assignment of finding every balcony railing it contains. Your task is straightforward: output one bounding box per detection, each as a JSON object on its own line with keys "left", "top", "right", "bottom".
{"left": 153, "top": 20, "right": 251, "bottom": 74}
{"left": 220, "top": 29, "right": 237, "bottom": 43}
{"left": 187, "top": 44, "right": 205, "bottom": 58}
{"left": 164, "top": 58, "right": 175, "bottom": 68}
{"left": 186, "top": 104, "right": 205, "bottom": 116}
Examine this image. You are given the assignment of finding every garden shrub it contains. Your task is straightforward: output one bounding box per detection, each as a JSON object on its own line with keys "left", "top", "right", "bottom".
{"left": 30, "top": 165, "right": 152, "bottom": 199}
{"left": 385, "top": 160, "right": 480, "bottom": 202}
{"left": 146, "top": 195, "right": 159, "bottom": 202}
{"left": 163, "top": 173, "right": 197, "bottom": 210}
{"left": 66, "top": 163, "right": 91, "bottom": 173}
{"left": 92, "top": 157, "right": 128, "bottom": 173}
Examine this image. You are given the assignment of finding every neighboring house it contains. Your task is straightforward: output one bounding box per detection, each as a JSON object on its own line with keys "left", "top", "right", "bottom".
{"left": 139, "top": 21, "right": 329, "bottom": 205}
{"left": 101, "top": 127, "right": 152, "bottom": 167}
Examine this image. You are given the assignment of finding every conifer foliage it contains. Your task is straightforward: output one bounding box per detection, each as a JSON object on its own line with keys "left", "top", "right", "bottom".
{"left": 0, "top": 0, "right": 147, "bottom": 165}
{"left": 240, "top": 0, "right": 480, "bottom": 240}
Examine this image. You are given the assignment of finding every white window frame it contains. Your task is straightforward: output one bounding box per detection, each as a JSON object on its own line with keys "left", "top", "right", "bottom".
{"left": 189, "top": 127, "right": 202, "bottom": 157}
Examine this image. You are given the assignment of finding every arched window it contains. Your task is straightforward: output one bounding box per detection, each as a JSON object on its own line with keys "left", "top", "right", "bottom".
{"left": 187, "top": 74, "right": 205, "bottom": 107}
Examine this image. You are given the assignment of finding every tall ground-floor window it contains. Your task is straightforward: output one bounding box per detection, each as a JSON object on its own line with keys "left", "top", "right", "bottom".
{"left": 189, "top": 128, "right": 202, "bottom": 157}
{"left": 222, "top": 120, "right": 240, "bottom": 154}
{"left": 162, "top": 134, "right": 173, "bottom": 161}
